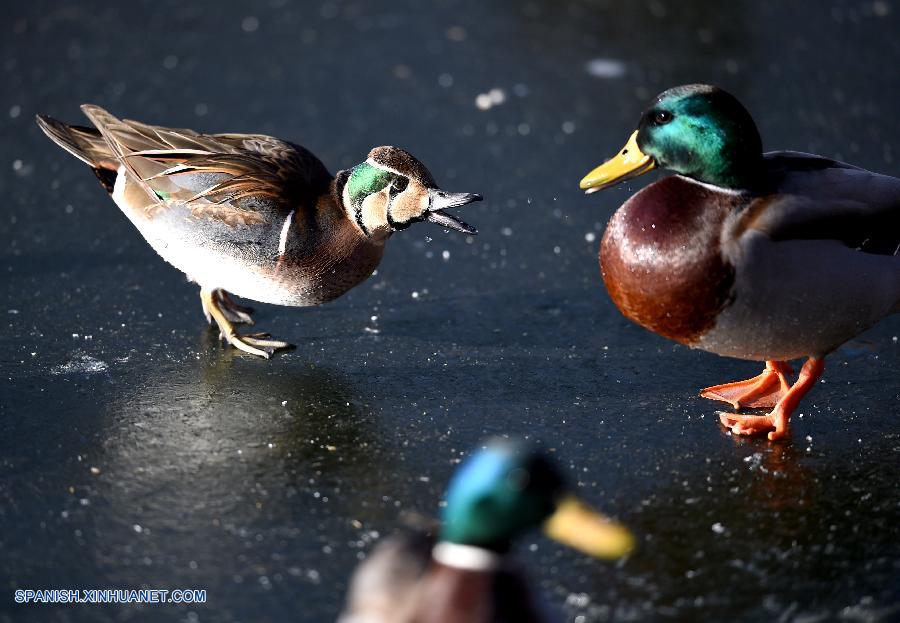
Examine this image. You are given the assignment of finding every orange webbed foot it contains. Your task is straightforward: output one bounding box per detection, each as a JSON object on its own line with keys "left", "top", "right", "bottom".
{"left": 718, "top": 412, "right": 788, "bottom": 441}
{"left": 700, "top": 361, "right": 793, "bottom": 409}
{"left": 713, "top": 358, "right": 824, "bottom": 442}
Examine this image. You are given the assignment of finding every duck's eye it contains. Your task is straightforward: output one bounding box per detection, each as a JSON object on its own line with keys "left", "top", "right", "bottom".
{"left": 654, "top": 110, "right": 673, "bottom": 125}
{"left": 389, "top": 177, "right": 409, "bottom": 198}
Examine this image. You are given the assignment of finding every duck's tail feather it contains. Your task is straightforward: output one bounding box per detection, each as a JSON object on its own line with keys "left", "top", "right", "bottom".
{"left": 37, "top": 114, "right": 120, "bottom": 192}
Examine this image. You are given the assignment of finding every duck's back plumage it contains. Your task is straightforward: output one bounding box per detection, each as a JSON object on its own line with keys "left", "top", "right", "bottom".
{"left": 750, "top": 151, "right": 900, "bottom": 257}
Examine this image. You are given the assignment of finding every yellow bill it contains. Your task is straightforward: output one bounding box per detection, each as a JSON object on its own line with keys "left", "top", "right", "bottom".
{"left": 543, "top": 495, "right": 635, "bottom": 559}
{"left": 579, "top": 130, "right": 656, "bottom": 193}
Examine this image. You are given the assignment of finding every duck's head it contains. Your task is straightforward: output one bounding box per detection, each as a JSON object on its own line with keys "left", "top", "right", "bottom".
{"left": 580, "top": 84, "right": 762, "bottom": 192}
{"left": 439, "top": 442, "right": 634, "bottom": 558}
{"left": 341, "top": 146, "right": 481, "bottom": 239}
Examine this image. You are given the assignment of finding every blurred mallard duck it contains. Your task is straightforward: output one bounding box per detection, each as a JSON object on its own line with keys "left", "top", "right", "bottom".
{"left": 580, "top": 84, "right": 900, "bottom": 440}
{"left": 339, "top": 442, "right": 634, "bottom": 623}
{"left": 37, "top": 107, "right": 480, "bottom": 358}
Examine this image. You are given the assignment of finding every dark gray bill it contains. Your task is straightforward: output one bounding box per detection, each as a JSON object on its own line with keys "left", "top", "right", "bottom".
{"left": 430, "top": 191, "right": 483, "bottom": 210}
{"left": 425, "top": 210, "right": 477, "bottom": 235}
{"left": 426, "top": 190, "right": 481, "bottom": 234}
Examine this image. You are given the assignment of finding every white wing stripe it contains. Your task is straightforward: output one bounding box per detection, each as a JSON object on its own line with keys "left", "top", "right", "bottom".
{"left": 278, "top": 210, "right": 295, "bottom": 255}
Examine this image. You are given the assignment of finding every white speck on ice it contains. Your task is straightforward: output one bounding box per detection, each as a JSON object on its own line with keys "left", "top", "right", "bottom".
{"left": 585, "top": 58, "right": 627, "bottom": 79}
{"left": 585, "top": 232, "right": 596, "bottom": 242}
{"left": 475, "top": 88, "right": 506, "bottom": 110}
{"left": 566, "top": 592, "right": 591, "bottom": 608}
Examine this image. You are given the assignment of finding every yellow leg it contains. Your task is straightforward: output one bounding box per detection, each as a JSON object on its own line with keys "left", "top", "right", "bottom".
{"left": 201, "top": 288, "right": 255, "bottom": 325}
{"left": 200, "top": 288, "right": 292, "bottom": 359}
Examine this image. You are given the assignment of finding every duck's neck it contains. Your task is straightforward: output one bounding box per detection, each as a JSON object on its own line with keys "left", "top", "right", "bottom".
{"left": 692, "top": 152, "right": 765, "bottom": 192}
{"left": 331, "top": 171, "right": 390, "bottom": 243}
{"left": 431, "top": 541, "right": 503, "bottom": 572}
{"left": 414, "top": 542, "right": 542, "bottom": 622}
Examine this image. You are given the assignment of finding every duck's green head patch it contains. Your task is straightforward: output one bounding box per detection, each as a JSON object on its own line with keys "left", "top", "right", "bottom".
{"left": 440, "top": 443, "right": 563, "bottom": 551}
{"left": 636, "top": 84, "right": 762, "bottom": 188}
{"left": 347, "top": 161, "right": 393, "bottom": 208}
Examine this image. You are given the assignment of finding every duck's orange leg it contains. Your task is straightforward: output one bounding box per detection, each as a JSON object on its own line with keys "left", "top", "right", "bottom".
{"left": 700, "top": 360, "right": 794, "bottom": 409}
{"left": 718, "top": 358, "right": 825, "bottom": 441}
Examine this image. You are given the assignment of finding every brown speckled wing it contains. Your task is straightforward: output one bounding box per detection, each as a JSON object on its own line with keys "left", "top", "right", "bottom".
{"left": 79, "top": 105, "right": 332, "bottom": 226}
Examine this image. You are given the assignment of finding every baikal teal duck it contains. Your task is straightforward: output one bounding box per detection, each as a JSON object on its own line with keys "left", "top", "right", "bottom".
{"left": 37, "top": 107, "right": 481, "bottom": 358}
{"left": 339, "top": 442, "right": 634, "bottom": 623}
{"left": 580, "top": 84, "right": 900, "bottom": 441}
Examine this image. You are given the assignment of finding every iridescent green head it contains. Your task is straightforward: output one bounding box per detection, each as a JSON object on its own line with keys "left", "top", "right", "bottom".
{"left": 440, "top": 443, "right": 562, "bottom": 552}
{"left": 341, "top": 146, "right": 481, "bottom": 239}
{"left": 580, "top": 84, "right": 763, "bottom": 192}
{"left": 439, "top": 442, "right": 635, "bottom": 558}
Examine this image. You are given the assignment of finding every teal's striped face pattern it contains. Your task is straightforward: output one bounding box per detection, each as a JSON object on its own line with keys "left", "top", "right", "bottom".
{"left": 341, "top": 146, "right": 480, "bottom": 238}
{"left": 347, "top": 162, "right": 394, "bottom": 209}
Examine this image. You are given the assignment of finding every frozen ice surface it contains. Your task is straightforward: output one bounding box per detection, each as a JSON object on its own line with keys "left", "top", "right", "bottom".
{"left": 1, "top": 2, "right": 899, "bottom": 623}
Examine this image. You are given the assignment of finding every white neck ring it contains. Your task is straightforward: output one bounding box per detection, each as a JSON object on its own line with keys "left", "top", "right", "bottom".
{"left": 432, "top": 542, "right": 502, "bottom": 572}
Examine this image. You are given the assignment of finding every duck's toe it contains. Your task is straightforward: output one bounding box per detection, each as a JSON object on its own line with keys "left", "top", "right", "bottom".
{"left": 200, "top": 287, "right": 292, "bottom": 359}
{"left": 700, "top": 361, "right": 793, "bottom": 409}
{"left": 225, "top": 332, "right": 294, "bottom": 359}
{"left": 717, "top": 411, "right": 779, "bottom": 437}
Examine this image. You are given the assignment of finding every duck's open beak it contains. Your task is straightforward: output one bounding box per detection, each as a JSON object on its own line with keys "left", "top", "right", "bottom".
{"left": 543, "top": 495, "right": 635, "bottom": 559}
{"left": 426, "top": 191, "right": 481, "bottom": 235}
{"left": 579, "top": 131, "right": 656, "bottom": 194}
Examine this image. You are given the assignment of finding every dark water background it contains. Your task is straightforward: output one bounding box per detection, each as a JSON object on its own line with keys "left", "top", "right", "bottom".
{"left": 1, "top": 1, "right": 899, "bottom": 622}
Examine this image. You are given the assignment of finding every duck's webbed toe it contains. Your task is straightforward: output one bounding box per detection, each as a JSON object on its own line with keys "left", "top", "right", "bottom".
{"left": 200, "top": 288, "right": 293, "bottom": 359}
{"left": 700, "top": 361, "right": 793, "bottom": 410}
{"left": 718, "top": 412, "right": 781, "bottom": 439}
{"left": 715, "top": 358, "right": 825, "bottom": 442}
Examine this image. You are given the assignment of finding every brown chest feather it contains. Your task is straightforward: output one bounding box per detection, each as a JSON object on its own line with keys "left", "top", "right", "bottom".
{"left": 599, "top": 176, "right": 737, "bottom": 344}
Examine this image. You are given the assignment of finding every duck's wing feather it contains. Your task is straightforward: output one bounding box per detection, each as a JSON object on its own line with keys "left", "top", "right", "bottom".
{"left": 746, "top": 152, "right": 900, "bottom": 256}
{"left": 79, "top": 105, "right": 332, "bottom": 224}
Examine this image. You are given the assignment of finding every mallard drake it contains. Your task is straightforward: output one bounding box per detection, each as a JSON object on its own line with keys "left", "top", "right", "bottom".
{"left": 37, "top": 107, "right": 481, "bottom": 358}
{"left": 580, "top": 84, "right": 900, "bottom": 440}
{"left": 339, "top": 442, "right": 634, "bottom": 623}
